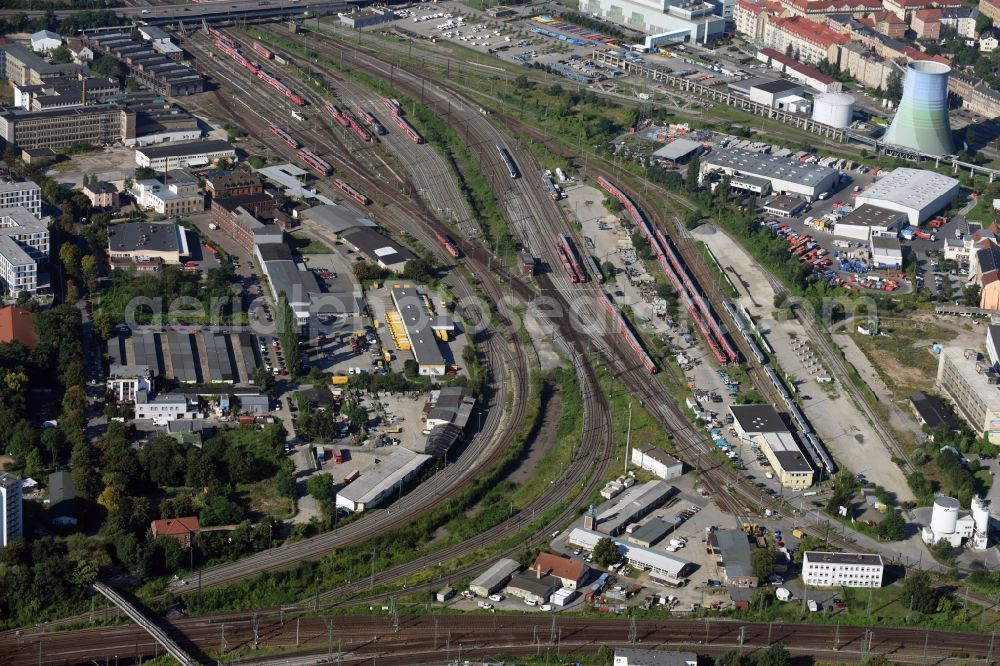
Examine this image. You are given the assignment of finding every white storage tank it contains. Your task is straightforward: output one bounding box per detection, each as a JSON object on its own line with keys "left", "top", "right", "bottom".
{"left": 930, "top": 496, "right": 960, "bottom": 534}
{"left": 811, "top": 93, "right": 855, "bottom": 129}
{"left": 972, "top": 495, "right": 990, "bottom": 534}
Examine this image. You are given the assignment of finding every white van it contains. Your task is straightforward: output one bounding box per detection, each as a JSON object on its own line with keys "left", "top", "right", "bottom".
{"left": 523, "top": 598, "right": 537, "bottom": 606}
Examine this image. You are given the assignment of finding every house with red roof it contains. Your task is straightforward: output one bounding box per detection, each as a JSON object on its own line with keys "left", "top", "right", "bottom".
{"left": 0, "top": 305, "right": 36, "bottom": 348}
{"left": 530, "top": 552, "right": 590, "bottom": 590}
{"left": 150, "top": 516, "right": 200, "bottom": 549}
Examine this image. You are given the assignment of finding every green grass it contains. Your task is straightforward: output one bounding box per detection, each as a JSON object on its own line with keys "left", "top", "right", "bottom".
{"left": 236, "top": 478, "right": 295, "bottom": 521}
{"left": 287, "top": 234, "right": 332, "bottom": 254}
{"left": 850, "top": 317, "right": 957, "bottom": 399}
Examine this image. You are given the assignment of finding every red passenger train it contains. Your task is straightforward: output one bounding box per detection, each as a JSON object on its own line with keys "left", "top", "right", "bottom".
{"left": 334, "top": 179, "right": 371, "bottom": 206}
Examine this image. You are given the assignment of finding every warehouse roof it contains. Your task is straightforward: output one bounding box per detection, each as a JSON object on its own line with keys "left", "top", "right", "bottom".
{"left": 390, "top": 284, "right": 446, "bottom": 369}
{"left": 627, "top": 517, "right": 680, "bottom": 546}
{"left": 531, "top": 552, "right": 588, "bottom": 582}
{"left": 653, "top": 138, "right": 702, "bottom": 161}
{"left": 909, "top": 392, "right": 957, "bottom": 430}
{"left": 107, "top": 221, "right": 185, "bottom": 254}
{"left": 713, "top": 529, "right": 754, "bottom": 579}
{"left": 804, "top": 551, "right": 883, "bottom": 566}
{"left": 632, "top": 445, "right": 682, "bottom": 469}
{"left": 470, "top": 558, "right": 520, "bottom": 592}
{"left": 137, "top": 139, "right": 234, "bottom": 160}
{"left": 730, "top": 404, "right": 788, "bottom": 434}
{"left": 613, "top": 648, "right": 697, "bottom": 666}
{"left": 341, "top": 226, "right": 415, "bottom": 270}
{"left": 304, "top": 204, "right": 378, "bottom": 233}
{"left": 336, "top": 448, "right": 432, "bottom": 506}
{"left": 870, "top": 235, "right": 902, "bottom": 252}
{"left": 703, "top": 148, "right": 838, "bottom": 188}
{"left": 840, "top": 204, "right": 907, "bottom": 228}
{"left": 857, "top": 168, "right": 959, "bottom": 211}
{"left": 773, "top": 449, "right": 814, "bottom": 473}
{"left": 507, "top": 571, "right": 560, "bottom": 597}
{"left": 752, "top": 79, "right": 802, "bottom": 95}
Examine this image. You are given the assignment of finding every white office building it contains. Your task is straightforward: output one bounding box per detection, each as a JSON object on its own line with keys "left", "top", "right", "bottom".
{"left": 134, "top": 389, "right": 200, "bottom": 424}
{"left": 0, "top": 472, "right": 23, "bottom": 547}
{"left": 0, "top": 181, "right": 42, "bottom": 218}
{"left": 855, "top": 168, "right": 959, "bottom": 226}
{"left": 699, "top": 148, "right": 838, "bottom": 201}
{"left": 801, "top": 551, "right": 884, "bottom": 588}
{"left": 107, "top": 364, "right": 153, "bottom": 403}
{"left": 0, "top": 206, "right": 49, "bottom": 294}
{"left": 581, "top": 0, "right": 727, "bottom": 42}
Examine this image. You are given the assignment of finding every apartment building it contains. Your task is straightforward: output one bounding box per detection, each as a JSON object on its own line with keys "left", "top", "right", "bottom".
{"left": 949, "top": 72, "right": 1000, "bottom": 119}
{"left": 936, "top": 345, "right": 1000, "bottom": 443}
{"left": 0, "top": 182, "right": 41, "bottom": 218}
{"left": 107, "top": 364, "right": 153, "bottom": 403}
{"left": 131, "top": 171, "right": 203, "bottom": 216}
{"left": 0, "top": 207, "right": 49, "bottom": 295}
{"left": 0, "top": 472, "right": 23, "bottom": 547}
{"left": 734, "top": 0, "right": 786, "bottom": 41}
{"left": 802, "top": 551, "right": 884, "bottom": 587}
{"left": 763, "top": 15, "right": 848, "bottom": 63}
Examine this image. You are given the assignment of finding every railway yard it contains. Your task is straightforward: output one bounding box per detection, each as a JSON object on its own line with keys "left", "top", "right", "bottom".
{"left": 4, "top": 2, "right": 1000, "bottom": 665}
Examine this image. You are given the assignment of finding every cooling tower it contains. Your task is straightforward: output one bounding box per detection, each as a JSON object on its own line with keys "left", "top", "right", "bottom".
{"left": 882, "top": 61, "right": 953, "bottom": 156}
{"left": 931, "top": 496, "right": 960, "bottom": 534}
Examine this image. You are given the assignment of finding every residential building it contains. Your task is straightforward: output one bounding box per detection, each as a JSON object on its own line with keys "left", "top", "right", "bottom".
{"left": 390, "top": 283, "right": 449, "bottom": 376}
{"left": 855, "top": 168, "right": 959, "bottom": 226}
{"left": 107, "top": 221, "right": 190, "bottom": 270}
{"left": 134, "top": 389, "right": 199, "bottom": 423}
{"left": 710, "top": 529, "right": 759, "bottom": 587}
{"left": 0, "top": 207, "right": 49, "bottom": 295}
{"left": 980, "top": 30, "right": 999, "bottom": 52}
{"left": 911, "top": 7, "right": 942, "bottom": 38}
{"left": 981, "top": 0, "right": 1000, "bottom": 22}
{"left": 837, "top": 42, "right": 895, "bottom": 89}
{"left": 700, "top": 148, "right": 838, "bottom": 201}
{"left": 756, "top": 48, "right": 843, "bottom": 92}
{"left": 936, "top": 345, "right": 1000, "bottom": 442}
{"left": 205, "top": 169, "right": 263, "bottom": 199}
{"left": 65, "top": 39, "right": 93, "bottom": 64}
{"left": 0, "top": 182, "right": 41, "bottom": 218}
{"left": 940, "top": 6, "right": 979, "bottom": 36}
{"left": 0, "top": 104, "right": 136, "bottom": 152}
{"left": 84, "top": 181, "right": 119, "bottom": 209}
{"left": 974, "top": 243, "right": 1000, "bottom": 309}
{"left": 132, "top": 171, "right": 203, "bottom": 216}
{"left": 869, "top": 10, "right": 907, "bottom": 37}
{"left": 150, "top": 516, "right": 200, "bottom": 549}
{"left": 469, "top": 558, "right": 521, "bottom": 597}
{"left": 801, "top": 551, "right": 884, "bottom": 587}
{"left": 107, "top": 364, "right": 153, "bottom": 403}
{"left": 735, "top": 0, "right": 786, "bottom": 42}
{"left": 210, "top": 194, "right": 279, "bottom": 252}
{"left": 0, "top": 42, "right": 84, "bottom": 86}
{"left": 30, "top": 30, "right": 62, "bottom": 54}
{"left": 762, "top": 15, "right": 848, "bottom": 64}
{"left": 613, "top": 649, "right": 697, "bottom": 666}
{"left": 135, "top": 139, "right": 235, "bottom": 170}
{"left": 883, "top": 0, "right": 960, "bottom": 20}
{"left": 530, "top": 552, "right": 589, "bottom": 589}
{"left": 335, "top": 448, "right": 432, "bottom": 512}
{"left": 0, "top": 305, "right": 37, "bottom": 348}
{"left": 630, "top": 445, "right": 684, "bottom": 480}
{"left": 949, "top": 71, "right": 1000, "bottom": 118}
{"left": 780, "top": 0, "right": 883, "bottom": 17}
{"left": 0, "top": 472, "right": 22, "bottom": 547}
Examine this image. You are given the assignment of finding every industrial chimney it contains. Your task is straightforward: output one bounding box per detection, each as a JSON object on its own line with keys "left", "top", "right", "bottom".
{"left": 882, "top": 61, "right": 953, "bottom": 156}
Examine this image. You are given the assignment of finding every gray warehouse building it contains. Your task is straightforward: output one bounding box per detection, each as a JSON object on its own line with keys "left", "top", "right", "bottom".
{"left": 469, "top": 558, "right": 520, "bottom": 597}
{"left": 855, "top": 168, "right": 959, "bottom": 226}
{"left": 699, "top": 148, "right": 838, "bottom": 201}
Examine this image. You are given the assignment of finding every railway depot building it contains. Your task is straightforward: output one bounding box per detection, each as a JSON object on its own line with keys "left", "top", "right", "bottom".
{"left": 389, "top": 283, "right": 450, "bottom": 376}
{"left": 801, "top": 551, "right": 884, "bottom": 587}
{"left": 135, "top": 139, "right": 236, "bottom": 171}
{"left": 469, "top": 558, "right": 520, "bottom": 597}
{"left": 730, "top": 404, "right": 814, "bottom": 489}
{"left": 699, "top": 147, "right": 838, "bottom": 201}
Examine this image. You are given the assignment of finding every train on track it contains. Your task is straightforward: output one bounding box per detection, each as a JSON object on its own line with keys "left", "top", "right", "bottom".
{"left": 269, "top": 125, "right": 300, "bottom": 149}
{"left": 347, "top": 114, "right": 372, "bottom": 142}
{"left": 212, "top": 35, "right": 306, "bottom": 107}
{"left": 596, "top": 176, "right": 738, "bottom": 365}
{"left": 256, "top": 67, "right": 306, "bottom": 106}
{"left": 496, "top": 145, "right": 520, "bottom": 179}
{"left": 208, "top": 26, "right": 236, "bottom": 50}
{"left": 356, "top": 107, "right": 387, "bottom": 135}
{"left": 762, "top": 365, "right": 837, "bottom": 474}
{"left": 297, "top": 148, "right": 332, "bottom": 176}
{"left": 434, "top": 231, "right": 461, "bottom": 258}
{"left": 722, "top": 300, "right": 766, "bottom": 365}
{"left": 392, "top": 114, "right": 424, "bottom": 143}
{"left": 214, "top": 40, "right": 258, "bottom": 75}
{"left": 587, "top": 254, "right": 604, "bottom": 284}
{"left": 543, "top": 173, "right": 563, "bottom": 200}
{"left": 323, "top": 100, "right": 352, "bottom": 128}
{"left": 334, "top": 179, "right": 371, "bottom": 206}
{"left": 598, "top": 290, "right": 657, "bottom": 374}
{"left": 383, "top": 97, "right": 402, "bottom": 115}
{"left": 556, "top": 233, "right": 587, "bottom": 283}
{"left": 252, "top": 42, "right": 274, "bottom": 59}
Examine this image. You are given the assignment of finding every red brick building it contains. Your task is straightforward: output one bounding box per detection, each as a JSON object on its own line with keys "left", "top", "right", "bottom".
{"left": 210, "top": 193, "right": 280, "bottom": 252}
{"left": 150, "top": 516, "right": 200, "bottom": 549}
{"left": 205, "top": 169, "right": 264, "bottom": 200}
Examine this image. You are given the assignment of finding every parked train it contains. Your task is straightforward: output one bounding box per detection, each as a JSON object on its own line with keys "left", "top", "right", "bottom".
{"left": 323, "top": 100, "right": 351, "bottom": 128}
{"left": 392, "top": 114, "right": 424, "bottom": 143}
{"left": 382, "top": 98, "right": 402, "bottom": 115}
{"left": 252, "top": 42, "right": 273, "bottom": 59}
{"left": 556, "top": 233, "right": 587, "bottom": 283}
{"left": 208, "top": 26, "right": 236, "bottom": 50}
{"left": 596, "top": 176, "right": 738, "bottom": 365}
{"left": 256, "top": 68, "right": 306, "bottom": 106}
{"left": 722, "top": 300, "right": 765, "bottom": 365}
{"left": 269, "top": 125, "right": 300, "bottom": 149}
{"left": 335, "top": 179, "right": 371, "bottom": 205}
{"left": 761, "top": 365, "right": 837, "bottom": 473}
{"left": 356, "top": 107, "right": 387, "bottom": 135}
{"left": 598, "top": 290, "right": 657, "bottom": 374}
{"left": 587, "top": 255, "right": 604, "bottom": 284}
{"left": 347, "top": 115, "right": 372, "bottom": 142}
{"left": 297, "top": 148, "right": 332, "bottom": 176}
{"left": 497, "top": 145, "right": 520, "bottom": 179}
{"left": 215, "top": 40, "right": 258, "bottom": 75}
{"left": 434, "top": 231, "right": 461, "bottom": 258}
{"left": 543, "top": 173, "right": 563, "bottom": 200}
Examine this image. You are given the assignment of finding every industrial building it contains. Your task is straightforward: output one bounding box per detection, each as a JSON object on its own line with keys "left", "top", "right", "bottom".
{"left": 833, "top": 204, "right": 908, "bottom": 241}
{"left": 699, "top": 148, "right": 838, "bottom": 201}
{"left": 132, "top": 171, "right": 203, "bottom": 216}
{"left": 506, "top": 571, "right": 559, "bottom": 604}
{"left": 855, "top": 168, "right": 959, "bottom": 226}
{"left": 340, "top": 225, "right": 415, "bottom": 272}
{"left": 811, "top": 93, "right": 856, "bottom": 128}
{"left": 909, "top": 392, "right": 958, "bottom": 434}
{"left": 730, "top": 404, "right": 813, "bottom": 489}
{"left": 205, "top": 170, "right": 263, "bottom": 200}
{"left": 749, "top": 79, "right": 809, "bottom": 112}
{"left": 653, "top": 138, "right": 703, "bottom": 165}
{"left": 0, "top": 42, "right": 85, "bottom": 86}
{"left": 568, "top": 527, "right": 693, "bottom": 584}
{"left": 469, "top": 558, "right": 521, "bottom": 597}
{"left": 389, "top": 283, "right": 449, "bottom": 376}
{"left": 882, "top": 61, "right": 953, "bottom": 156}
{"left": 530, "top": 552, "right": 589, "bottom": 589}
{"left": 0, "top": 103, "right": 136, "bottom": 152}
{"left": 135, "top": 139, "right": 236, "bottom": 171}
{"left": 756, "top": 48, "right": 843, "bottom": 94}
{"left": 30, "top": 30, "right": 61, "bottom": 54}
{"left": 710, "top": 529, "right": 758, "bottom": 588}
{"left": 212, "top": 194, "right": 281, "bottom": 252}
{"left": 12, "top": 76, "right": 120, "bottom": 111}
{"left": 335, "top": 448, "right": 433, "bottom": 512}
{"left": 107, "top": 221, "right": 190, "bottom": 270}
{"left": 340, "top": 7, "right": 400, "bottom": 28}
{"left": 921, "top": 495, "right": 991, "bottom": 549}
{"left": 254, "top": 242, "right": 319, "bottom": 328}
{"left": 587, "top": 480, "right": 676, "bottom": 536}
{"left": 626, "top": 517, "right": 681, "bottom": 548}
{"left": 84, "top": 32, "right": 203, "bottom": 97}
{"left": 421, "top": 387, "right": 476, "bottom": 458}
{"left": 935, "top": 345, "right": 1000, "bottom": 443}
{"left": 0, "top": 207, "right": 49, "bottom": 295}
{"left": 108, "top": 330, "right": 262, "bottom": 386}
{"left": 801, "top": 551, "right": 884, "bottom": 587}
{"left": 0, "top": 472, "right": 23, "bottom": 547}
{"left": 613, "top": 649, "right": 697, "bottom": 666}
{"left": 870, "top": 234, "right": 903, "bottom": 268}
{"left": 760, "top": 195, "right": 807, "bottom": 218}
{"left": 585, "top": 0, "right": 727, "bottom": 43}
{"left": 630, "top": 445, "right": 684, "bottom": 480}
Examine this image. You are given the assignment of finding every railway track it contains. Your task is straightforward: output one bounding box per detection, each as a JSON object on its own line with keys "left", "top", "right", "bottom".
{"left": 4, "top": 610, "right": 997, "bottom": 665}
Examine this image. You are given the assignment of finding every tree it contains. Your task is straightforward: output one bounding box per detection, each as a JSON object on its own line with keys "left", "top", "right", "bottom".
{"left": 901, "top": 570, "right": 938, "bottom": 614}
{"left": 81, "top": 255, "right": 99, "bottom": 293}
{"left": 97, "top": 485, "right": 123, "bottom": 512}
{"left": 750, "top": 546, "right": 775, "bottom": 580}
{"left": 199, "top": 495, "right": 244, "bottom": 526}
{"left": 592, "top": 537, "right": 618, "bottom": 567}
{"left": 50, "top": 44, "right": 72, "bottom": 64}
{"left": 686, "top": 153, "right": 701, "bottom": 191}
{"left": 307, "top": 473, "right": 334, "bottom": 501}
{"left": 963, "top": 284, "right": 981, "bottom": 307}
{"left": 59, "top": 243, "right": 82, "bottom": 280}
{"left": 877, "top": 508, "right": 906, "bottom": 541}
{"left": 885, "top": 70, "right": 903, "bottom": 103}
{"left": 756, "top": 644, "right": 790, "bottom": 666}
{"left": 401, "top": 257, "right": 435, "bottom": 282}
{"left": 90, "top": 55, "right": 124, "bottom": 81}
{"left": 253, "top": 366, "right": 275, "bottom": 394}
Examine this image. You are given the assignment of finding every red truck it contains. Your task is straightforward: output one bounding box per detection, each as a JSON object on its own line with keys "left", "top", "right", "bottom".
{"left": 913, "top": 229, "right": 936, "bottom": 241}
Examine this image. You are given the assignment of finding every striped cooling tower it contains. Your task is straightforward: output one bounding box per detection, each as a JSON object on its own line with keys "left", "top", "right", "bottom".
{"left": 883, "top": 61, "right": 954, "bottom": 157}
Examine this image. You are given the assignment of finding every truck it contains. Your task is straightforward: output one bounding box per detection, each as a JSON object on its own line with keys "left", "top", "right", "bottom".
{"left": 343, "top": 469, "right": 360, "bottom": 485}
{"left": 333, "top": 449, "right": 344, "bottom": 464}
{"left": 315, "top": 447, "right": 326, "bottom": 462}
{"left": 208, "top": 223, "right": 219, "bottom": 230}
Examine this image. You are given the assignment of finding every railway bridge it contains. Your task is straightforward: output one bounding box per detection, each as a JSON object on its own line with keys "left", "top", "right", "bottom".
{"left": 92, "top": 582, "right": 196, "bottom": 666}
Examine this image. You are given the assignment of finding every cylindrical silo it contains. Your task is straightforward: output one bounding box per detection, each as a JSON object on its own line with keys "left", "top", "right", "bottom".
{"left": 812, "top": 93, "right": 855, "bottom": 129}
{"left": 930, "top": 496, "right": 960, "bottom": 534}
{"left": 972, "top": 495, "right": 990, "bottom": 534}
{"left": 883, "top": 61, "right": 953, "bottom": 156}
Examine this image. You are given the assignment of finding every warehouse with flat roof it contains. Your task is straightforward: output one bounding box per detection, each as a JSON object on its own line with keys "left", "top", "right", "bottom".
{"left": 135, "top": 139, "right": 235, "bottom": 170}
{"left": 870, "top": 234, "right": 903, "bottom": 268}
{"left": 834, "top": 204, "right": 908, "bottom": 241}
{"left": 469, "top": 558, "right": 520, "bottom": 597}
{"left": 855, "top": 168, "right": 959, "bottom": 226}
{"left": 568, "top": 527, "right": 693, "bottom": 582}
{"left": 336, "top": 448, "right": 432, "bottom": 512}
{"left": 699, "top": 148, "right": 838, "bottom": 201}
{"left": 390, "top": 283, "right": 448, "bottom": 376}
{"left": 593, "top": 480, "right": 676, "bottom": 536}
